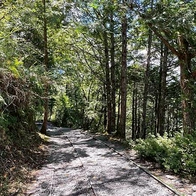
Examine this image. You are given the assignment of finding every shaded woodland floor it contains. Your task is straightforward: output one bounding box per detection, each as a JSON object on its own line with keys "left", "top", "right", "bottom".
{"left": 0, "top": 130, "right": 47, "bottom": 196}
{"left": 24, "top": 127, "right": 178, "bottom": 196}
{"left": 1, "top": 126, "right": 196, "bottom": 195}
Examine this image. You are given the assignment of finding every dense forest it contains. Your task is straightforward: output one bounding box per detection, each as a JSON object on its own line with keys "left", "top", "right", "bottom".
{"left": 1, "top": 0, "right": 196, "bottom": 193}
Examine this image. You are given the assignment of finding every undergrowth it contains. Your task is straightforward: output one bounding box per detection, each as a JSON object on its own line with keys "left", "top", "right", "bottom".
{"left": 134, "top": 133, "right": 196, "bottom": 179}
{"left": 0, "top": 69, "right": 48, "bottom": 195}
{"left": 0, "top": 128, "right": 48, "bottom": 196}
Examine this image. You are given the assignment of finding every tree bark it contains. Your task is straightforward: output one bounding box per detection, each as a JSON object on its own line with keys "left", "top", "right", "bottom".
{"left": 110, "top": 11, "right": 116, "bottom": 133}
{"left": 141, "top": 29, "right": 152, "bottom": 139}
{"left": 103, "top": 31, "right": 112, "bottom": 134}
{"left": 179, "top": 55, "right": 195, "bottom": 134}
{"left": 176, "top": 33, "right": 195, "bottom": 134}
{"left": 157, "top": 44, "right": 168, "bottom": 136}
{"left": 117, "top": 90, "right": 121, "bottom": 133}
{"left": 136, "top": 97, "right": 141, "bottom": 139}
{"left": 117, "top": 6, "right": 127, "bottom": 139}
{"left": 40, "top": 0, "right": 49, "bottom": 135}
{"left": 132, "top": 82, "right": 137, "bottom": 140}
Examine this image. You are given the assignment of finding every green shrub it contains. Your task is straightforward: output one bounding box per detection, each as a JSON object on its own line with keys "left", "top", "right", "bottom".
{"left": 135, "top": 134, "right": 171, "bottom": 164}
{"left": 134, "top": 133, "right": 196, "bottom": 176}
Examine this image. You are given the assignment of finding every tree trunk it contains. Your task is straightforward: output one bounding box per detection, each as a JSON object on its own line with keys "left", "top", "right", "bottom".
{"left": 117, "top": 6, "right": 127, "bottom": 139}
{"left": 157, "top": 44, "right": 168, "bottom": 136}
{"left": 136, "top": 97, "right": 141, "bottom": 139}
{"left": 179, "top": 57, "right": 195, "bottom": 134}
{"left": 178, "top": 34, "right": 195, "bottom": 133}
{"left": 40, "top": 0, "right": 49, "bottom": 135}
{"left": 117, "top": 90, "right": 121, "bottom": 133}
{"left": 103, "top": 85, "right": 107, "bottom": 130}
{"left": 132, "top": 82, "right": 137, "bottom": 140}
{"left": 110, "top": 11, "right": 116, "bottom": 133}
{"left": 103, "top": 31, "right": 112, "bottom": 134}
{"left": 141, "top": 29, "right": 152, "bottom": 139}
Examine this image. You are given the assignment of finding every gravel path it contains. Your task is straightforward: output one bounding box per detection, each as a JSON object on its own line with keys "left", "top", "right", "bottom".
{"left": 26, "top": 127, "right": 178, "bottom": 196}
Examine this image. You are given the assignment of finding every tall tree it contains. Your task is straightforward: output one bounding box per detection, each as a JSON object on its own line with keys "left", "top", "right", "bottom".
{"left": 140, "top": 0, "right": 196, "bottom": 134}
{"left": 103, "top": 28, "right": 112, "bottom": 134}
{"left": 132, "top": 81, "right": 137, "bottom": 140}
{"left": 110, "top": 5, "right": 116, "bottom": 133}
{"left": 140, "top": 0, "right": 154, "bottom": 139}
{"left": 40, "top": 0, "right": 49, "bottom": 134}
{"left": 117, "top": 1, "right": 128, "bottom": 139}
{"left": 141, "top": 28, "right": 153, "bottom": 139}
{"left": 156, "top": 43, "right": 168, "bottom": 136}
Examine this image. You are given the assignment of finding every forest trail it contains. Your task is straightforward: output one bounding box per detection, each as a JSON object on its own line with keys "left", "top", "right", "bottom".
{"left": 25, "top": 127, "right": 178, "bottom": 196}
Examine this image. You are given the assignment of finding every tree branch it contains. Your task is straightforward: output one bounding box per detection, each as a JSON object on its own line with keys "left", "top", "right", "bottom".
{"left": 148, "top": 23, "right": 180, "bottom": 58}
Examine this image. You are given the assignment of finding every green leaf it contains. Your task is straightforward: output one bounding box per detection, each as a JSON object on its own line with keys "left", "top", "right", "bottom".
{"left": 89, "top": 2, "right": 99, "bottom": 9}
{"left": 8, "top": 65, "right": 20, "bottom": 77}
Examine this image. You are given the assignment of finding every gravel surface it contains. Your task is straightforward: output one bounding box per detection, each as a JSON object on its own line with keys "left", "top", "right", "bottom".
{"left": 26, "top": 127, "right": 177, "bottom": 196}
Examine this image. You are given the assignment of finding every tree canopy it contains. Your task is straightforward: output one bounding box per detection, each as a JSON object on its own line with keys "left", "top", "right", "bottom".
{"left": 1, "top": 1, "right": 196, "bottom": 192}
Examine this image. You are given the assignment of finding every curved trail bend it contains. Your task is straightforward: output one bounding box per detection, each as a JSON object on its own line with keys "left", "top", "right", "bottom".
{"left": 26, "top": 127, "right": 178, "bottom": 196}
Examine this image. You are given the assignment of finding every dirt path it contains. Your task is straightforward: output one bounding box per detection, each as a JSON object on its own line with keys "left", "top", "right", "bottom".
{"left": 25, "top": 127, "right": 178, "bottom": 196}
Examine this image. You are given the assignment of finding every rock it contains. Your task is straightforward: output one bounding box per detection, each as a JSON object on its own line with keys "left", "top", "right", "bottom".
{"left": 165, "top": 175, "right": 176, "bottom": 180}
{"left": 192, "top": 185, "right": 196, "bottom": 191}
{"left": 192, "top": 192, "right": 196, "bottom": 196}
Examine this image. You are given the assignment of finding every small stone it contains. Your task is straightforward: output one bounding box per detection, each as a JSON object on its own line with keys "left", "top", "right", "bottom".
{"left": 192, "top": 186, "right": 196, "bottom": 191}
{"left": 192, "top": 192, "right": 196, "bottom": 196}
{"left": 165, "top": 175, "right": 176, "bottom": 180}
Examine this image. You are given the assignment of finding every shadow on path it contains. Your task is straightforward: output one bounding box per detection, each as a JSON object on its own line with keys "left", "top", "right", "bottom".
{"left": 25, "top": 127, "right": 177, "bottom": 196}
